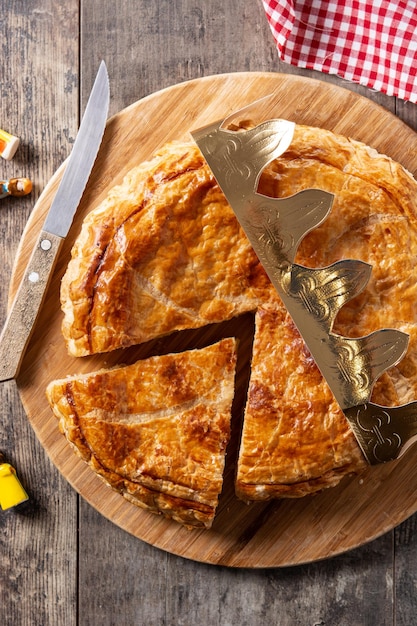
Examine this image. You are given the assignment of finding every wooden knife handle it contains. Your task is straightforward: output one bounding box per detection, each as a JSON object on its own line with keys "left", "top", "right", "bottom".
{"left": 0, "top": 230, "right": 63, "bottom": 381}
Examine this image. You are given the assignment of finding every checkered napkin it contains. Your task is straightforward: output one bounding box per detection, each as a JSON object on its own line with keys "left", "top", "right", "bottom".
{"left": 262, "top": 0, "right": 417, "bottom": 103}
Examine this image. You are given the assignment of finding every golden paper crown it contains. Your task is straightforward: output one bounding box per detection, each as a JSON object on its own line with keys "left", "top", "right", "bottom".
{"left": 192, "top": 113, "right": 417, "bottom": 464}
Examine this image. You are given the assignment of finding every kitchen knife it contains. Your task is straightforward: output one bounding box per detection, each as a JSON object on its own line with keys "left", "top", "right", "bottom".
{"left": 0, "top": 61, "right": 110, "bottom": 382}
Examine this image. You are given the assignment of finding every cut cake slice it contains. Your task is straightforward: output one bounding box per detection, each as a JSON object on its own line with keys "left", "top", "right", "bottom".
{"left": 46, "top": 338, "right": 237, "bottom": 529}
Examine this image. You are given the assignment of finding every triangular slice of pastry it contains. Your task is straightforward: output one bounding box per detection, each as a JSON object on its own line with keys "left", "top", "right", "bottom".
{"left": 46, "top": 338, "right": 237, "bottom": 529}
{"left": 234, "top": 122, "right": 417, "bottom": 500}
{"left": 235, "top": 306, "right": 367, "bottom": 501}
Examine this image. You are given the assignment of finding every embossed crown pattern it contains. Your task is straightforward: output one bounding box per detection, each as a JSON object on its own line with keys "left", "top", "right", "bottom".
{"left": 192, "top": 113, "right": 417, "bottom": 465}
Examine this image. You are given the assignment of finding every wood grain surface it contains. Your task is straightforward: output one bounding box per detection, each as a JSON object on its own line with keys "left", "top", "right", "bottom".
{"left": 10, "top": 72, "right": 417, "bottom": 568}
{"left": 4, "top": 1, "right": 417, "bottom": 624}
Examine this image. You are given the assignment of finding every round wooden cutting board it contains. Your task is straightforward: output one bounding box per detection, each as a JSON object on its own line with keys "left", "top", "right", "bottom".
{"left": 11, "top": 72, "right": 417, "bottom": 568}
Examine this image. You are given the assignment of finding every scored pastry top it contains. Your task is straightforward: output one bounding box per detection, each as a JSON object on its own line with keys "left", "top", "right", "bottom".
{"left": 56, "top": 123, "right": 417, "bottom": 514}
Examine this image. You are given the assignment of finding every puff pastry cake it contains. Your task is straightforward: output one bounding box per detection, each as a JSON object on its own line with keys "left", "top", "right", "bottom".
{"left": 61, "top": 141, "right": 272, "bottom": 357}
{"left": 46, "top": 338, "right": 237, "bottom": 529}
{"left": 236, "top": 125, "right": 417, "bottom": 500}
{"left": 53, "top": 123, "right": 417, "bottom": 518}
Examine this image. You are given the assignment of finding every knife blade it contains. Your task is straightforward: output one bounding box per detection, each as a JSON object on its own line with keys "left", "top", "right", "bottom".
{"left": 0, "top": 61, "right": 110, "bottom": 382}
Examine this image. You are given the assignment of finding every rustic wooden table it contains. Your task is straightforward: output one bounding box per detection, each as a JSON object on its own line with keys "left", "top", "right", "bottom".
{"left": 1, "top": 2, "right": 417, "bottom": 624}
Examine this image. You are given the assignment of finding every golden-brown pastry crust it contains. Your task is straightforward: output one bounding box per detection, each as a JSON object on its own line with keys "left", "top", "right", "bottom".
{"left": 235, "top": 306, "right": 367, "bottom": 500}
{"left": 61, "top": 141, "right": 271, "bottom": 357}
{"left": 236, "top": 125, "right": 417, "bottom": 500}
{"left": 58, "top": 124, "right": 417, "bottom": 505}
{"left": 46, "top": 338, "right": 237, "bottom": 529}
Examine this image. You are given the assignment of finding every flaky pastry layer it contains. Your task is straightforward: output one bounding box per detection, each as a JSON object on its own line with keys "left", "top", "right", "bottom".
{"left": 46, "top": 339, "right": 237, "bottom": 529}
{"left": 61, "top": 141, "right": 272, "bottom": 357}
{"left": 58, "top": 124, "right": 417, "bottom": 505}
{"left": 236, "top": 125, "right": 417, "bottom": 499}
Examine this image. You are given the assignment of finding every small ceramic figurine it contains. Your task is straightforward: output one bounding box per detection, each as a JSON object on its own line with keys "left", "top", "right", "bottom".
{"left": 0, "top": 177, "right": 32, "bottom": 200}
{"left": 0, "top": 452, "right": 29, "bottom": 510}
{"left": 0, "top": 128, "right": 20, "bottom": 160}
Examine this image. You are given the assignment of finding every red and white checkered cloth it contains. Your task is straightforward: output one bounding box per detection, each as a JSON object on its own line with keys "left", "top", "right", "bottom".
{"left": 262, "top": 0, "right": 417, "bottom": 103}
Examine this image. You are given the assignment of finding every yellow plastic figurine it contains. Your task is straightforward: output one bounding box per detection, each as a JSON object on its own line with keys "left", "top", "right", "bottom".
{"left": 0, "top": 453, "right": 28, "bottom": 510}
